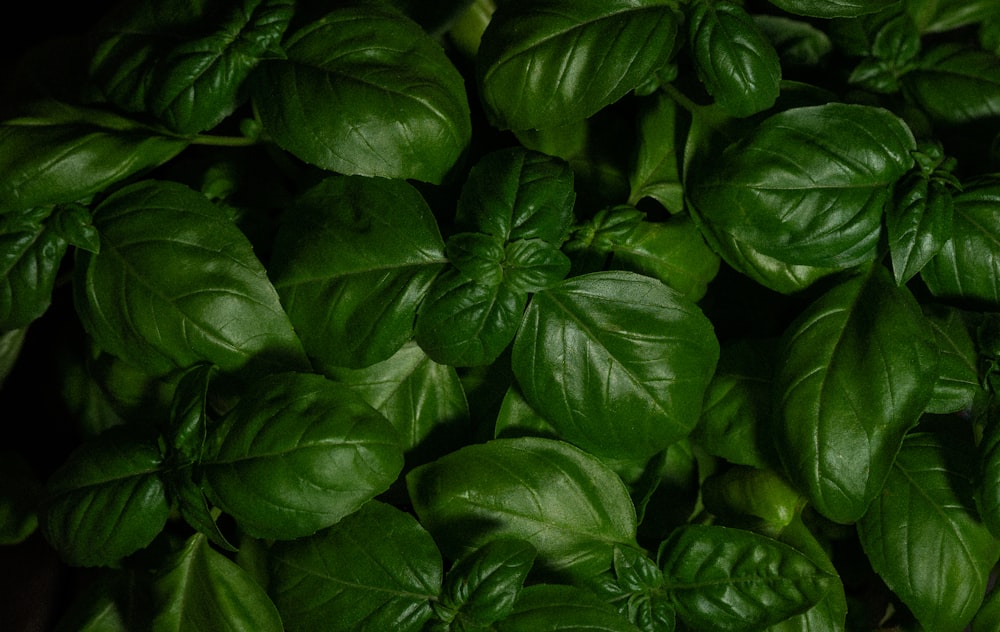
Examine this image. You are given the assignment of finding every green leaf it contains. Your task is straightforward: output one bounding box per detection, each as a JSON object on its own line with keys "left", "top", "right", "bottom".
{"left": 688, "top": 103, "right": 916, "bottom": 269}
{"left": 53, "top": 570, "right": 155, "bottom": 632}
{"left": 754, "top": 15, "right": 833, "bottom": 68}
{"left": 701, "top": 466, "right": 805, "bottom": 535}
{"left": 496, "top": 584, "right": 641, "bottom": 632}
{"left": 977, "top": 407, "right": 1000, "bottom": 539}
{"left": 74, "top": 179, "right": 306, "bottom": 378}
{"left": 455, "top": 148, "right": 576, "bottom": 245}
{"left": 324, "top": 341, "right": 471, "bottom": 467}
{"left": 89, "top": 0, "right": 294, "bottom": 134}
{"left": 446, "top": 232, "right": 506, "bottom": 286}
{"left": 774, "top": 265, "right": 939, "bottom": 524}
{"left": 628, "top": 93, "right": 685, "bottom": 211}
{"left": 973, "top": 583, "right": 1000, "bottom": 632}
{"left": 765, "top": 0, "right": 900, "bottom": 19}
{"left": 906, "top": 0, "right": 1000, "bottom": 33}
{"left": 251, "top": 5, "right": 471, "bottom": 183}
{"left": 512, "top": 271, "right": 719, "bottom": 460}
{"left": 502, "top": 239, "right": 571, "bottom": 293}
{"left": 0, "top": 101, "right": 187, "bottom": 215}
{"left": 415, "top": 268, "right": 527, "bottom": 367}
{"left": 476, "top": 0, "right": 680, "bottom": 130}
{"left": 0, "top": 450, "right": 41, "bottom": 544}
{"left": 858, "top": 432, "right": 999, "bottom": 632}
{"left": 166, "top": 363, "right": 217, "bottom": 466}
{"left": 270, "top": 175, "right": 447, "bottom": 370}
{"left": 923, "top": 304, "right": 981, "bottom": 415}
{"left": 0, "top": 207, "right": 70, "bottom": 330}
{"left": 435, "top": 538, "right": 538, "bottom": 628}
{"left": 887, "top": 175, "right": 954, "bottom": 285}
{"left": 904, "top": 44, "right": 1000, "bottom": 124}
{"left": 922, "top": 179, "right": 1000, "bottom": 307}
{"left": 688, "top": 1, "right": 782, "bottom": 118}
{"left": 151, "top": 533, "right": 282, "bottom": 632}
{"left": 201, "top": 371, "right": 404, "bottom": 539}
{"left": 269, "top": 501, "right": 442, "bottom": 632}
{"left": 39, "top": 426, "right": 169, "bottom": 567}
{"left": 659, "top": 525, "right": 836, "bottom": 632}
{"left": 407, "top": 436, "right": 638, "bottom": 582}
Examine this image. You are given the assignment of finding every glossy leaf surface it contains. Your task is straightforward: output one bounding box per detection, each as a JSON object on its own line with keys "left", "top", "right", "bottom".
{"left": 0, "top": 206, "right": 69, "bottom": 330}
{"left": 435, "top": 538, "right": 537, "bottom": 628}
{"left": 251, "top": 5, "right": 470, "bottom": 182}
{"left": 512, "top": 271, "right": 719, "bottom": 459}
{"left": 269, "top": 501, "right": 441, "bottom": 632}
{"left": 270, "top": 175, "right": 446, "bottom": 370}
{"left": 201, "top": 372, "right": 404, "bottom": 539}
{"left": 774, "top": 266, "right": 939, "bottom": 524}
{"left": 766, "top": 0, "right": 900, "bottom": 18}
{"left": 407, "top": 437, "right": 638, "bottom": 582}
{"left": 496, "top": 584, "right": 641, "bottom": 632}
{"left": 477, "top": 0, "right": 680, "bottom": 130}
{"left": 904, "top": 44, "right": 1000, "bottom": 124}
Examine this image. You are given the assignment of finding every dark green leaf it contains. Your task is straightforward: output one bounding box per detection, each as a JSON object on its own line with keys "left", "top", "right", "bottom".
{"left": 922, "top": 179, "right": 1000, "bottom": 307}
{"left": 446, "top": 232, "right": 506, "bottom": 286}
{"left": 476, "top": 0, "right": 680, "bottom": 130}
{"left": 923, "top": 304, "right": 981, "bottom": 414}
{"left": 659, "top": 525, "right": 836, "bottom": 632}
{"left": 166, "top": 363, "right": 217, "bottom": 466}
{"left": 512, "top": 271, "right": 719, "bottom": 460}
{"left": 435, "top": 538, "right": 537, "bottom": 628}
{"left": 455, "top": 148, "right": 576, "bottom": 245}
{"left": 0, "top": 207, "right": 69, "bottom": 330}
{"left": 53, "top": 570, "right": 154, "bottom": 632}
{"left": 754, "top": 15, "right": 833, "bottom": 68}
{"left": 269, "top": 501, "right": 442, "bottom": 632}
{"left": 251, "top": 6, "right": 470, "bottom": 183}
{"left": 324, "top": 341, "right": 471, "bottom": 466}
{"left": 765, "top": 0, "right": 900, "bottom": 19}
{"left": 89, "top": 0, "right": 294, "bottom": 134}
{"left": 701, "top": 466, "right": 805, "bottom": 535}
{"left": 887, "top": 175, "right": 954, "bottom": 285}
{"left": 858, "top": 432, "right": 998, "bottom": 632}
{"left": 415, "top": 268, "right": 527, "bottom": 367}
{"left": 774, "top": 265, "right": 939, "bottom": 523}
{"left": 0, "top": 450, "right": 41, "bottom": 544}
{"left": 74, "top": 179, "right": 306, "bottom": 378}
{"left": 151, "top": 533, "right": 283, "bottom": 632}
{"left": 688, "top": 1, "right": 781, "bottom": 118}
{"left": 977, "top": 407, "right": 1000, "bottom": 538}
{"left": 502, "top": 239, "right": 571, "bottom": 293}
{"left": 201, "top": 371, "right": 404, "bottom": 539}
{"left": 270, "top": 175, "right": 446, "bottom": 370}
{"left": 904, "top": 44, "right": 1000, "bottom": 124}
{"left": 496, "top": 584, "right": 641, "bottom": 632}
{"left": 628, "top": 93, "right": 685, "bottom": 211}
{"left": 40, "top": 426, "right": 169, "bottom": 567}
{"left": 688, "top": 103, "right": 916, "bottom": 269}
{"left": 906, "top": 0, "right": 1000, "bottom": 33}
{"left": 972, "top": 583, "right": 1000, "bottom": 632}
{"left": 407, "top": 437, "right": 638, "bottom": 582}
{"left": 0, "top": 101, "right": 187, "bottom": 215}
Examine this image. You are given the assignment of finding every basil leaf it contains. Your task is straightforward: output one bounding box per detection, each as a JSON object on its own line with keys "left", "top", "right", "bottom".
{"left": 496, "top": 584, "right": 641, "bottom": 632}
{"left": 977, "top": 408, "right": 1000, "bottom": 539}
{"left": 269, "top": 501, "right": 442, "bottom": 632}
{"left": 688, "top": 1, "right": 781, "bottom": 118}
{"left": 886, "top": 175, "right": 954, "bottom": 285}
{"left": 858, "top": 432, "right": 999, "bottom": 632}
{"left": 0, "top": 450, "right": 41, "bottom": 545}
{"left": 89, "top": 0, "right": 294, "bottom": 134}
{"left": 251, "top": 6, "right": 470, "bottom": 183}
{"left": 166, "top": 363, "right": 216, "bottom": 467}
{"left": 415, "top": 268, "right": 527, "bottom": 367}
{"left": 688, "top": 103, "right": 915, "bottom": 269}
{"left": 201, "top": 372, "right": 404, "bottom": 539}
{"left": 923, "top": 304, "right": 981, "bottom": 415}
{"left": 702, "top": 466, "right": 805, "bottom": 535}
{"left": 774, "top": 265, "right": 939, "bottom": 524}
{"left": 0, "top": 101, "right": 187, "bottom": 215}
{"left": 435, "top": 538, "right": 537, "bottom": 628}
{"left": 512, "top": 271, "right": 719, "bottom": 460}
{"left": 904, "top": 44, "right": 1000, "bottom": 124}
{"left": 628, "top": 93, "right": 685, "bottom": 212}
{"left": 455, "top": 148, "right": 576, "bottom": 245}
{"left": 503, "top": 239, "right": 571, "bottom": 293}
{"left": 0, "top": 207, "right": 69, "bottom": 330}
{"left": 324, "top": 341, "right": 471, "bottom": 466}
{"left": 151, "top": 533, "right": 282, "bottom": 632}
{"left": 922, "top": 179, "right": 1000, "bottom": 307}
{"left": 407, "top": 437, "right": 638, "bottom": 582}
{"left": 755, "top": 15, "right": 833, "bottom": 68}
{"left": 446, "top": 232, "right": 506, "bottom": 286}
{"left": 476, "top": 0, "right": 680, "bottom": 130}
{"left": 74, "top": 180, "right": 306, "bottom": 378}
{"left": 39, "top": 426, "right": 169, "bottom": 567}
{"left": 906, "top": 0, "right": 1000, "bottom": 33}
{"left": 270, "top": 175, "right": 446, "bottom": 370}
{"left": 659, "top": 525, "right": 836, "bottom": 632}
{"left": 765, "top": 0, "right": 899, "bottom": 19}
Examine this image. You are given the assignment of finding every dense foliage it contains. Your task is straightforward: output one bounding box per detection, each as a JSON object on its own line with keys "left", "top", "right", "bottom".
{"left": 2, "top": 0, "right": 1000, "bottom": 630}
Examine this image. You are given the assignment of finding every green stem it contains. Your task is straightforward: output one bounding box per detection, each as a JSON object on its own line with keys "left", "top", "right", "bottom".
{"left": 188, "top": 134, "right": 260, "bottom": 148}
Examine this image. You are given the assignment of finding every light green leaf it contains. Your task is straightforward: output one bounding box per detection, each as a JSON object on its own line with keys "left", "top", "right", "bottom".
{"left": 476, "top": 0, "right": 680, "bottom": 130}
{"left": 858, "top": 432, "right": 999, "bottom": 632}
{"left": 151, "top": 533, "right": 282, "bottom": 632}
{"left": 251, "top": 6, "right": 470, "bottom": 183}
{"left": 74, "top": 179, "right": 306, "bottom": 378}
{"left": 512, "top": 271, "right": 719, "bottom": 460}
{"left": 407, "top": 437, "right": 638, "bottom": 582}
{"left": 774, "top": 265, "right": 939, "bottom": 524}
{"left": 270, "top": 175, "right": 446, "bottom": 370}
{"left": 201, "top": 372, "right": 404, "bottom": 539}
{"left": 269, "top": 501, "right": 442, "bottom": 632}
